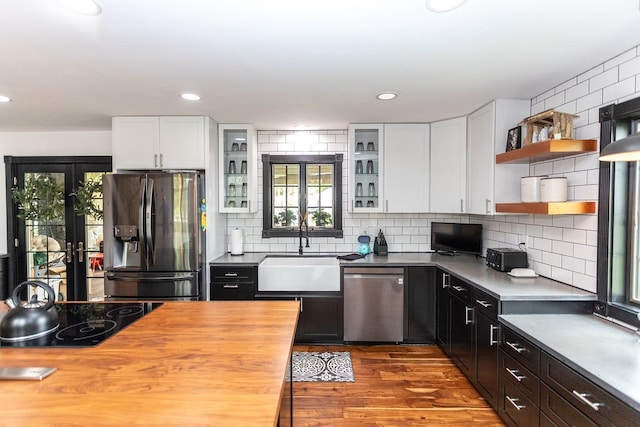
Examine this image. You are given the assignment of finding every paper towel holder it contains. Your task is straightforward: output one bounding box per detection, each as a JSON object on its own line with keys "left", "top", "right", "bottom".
{"left": 230, "top": 228, "right": 244, "bottom": 256}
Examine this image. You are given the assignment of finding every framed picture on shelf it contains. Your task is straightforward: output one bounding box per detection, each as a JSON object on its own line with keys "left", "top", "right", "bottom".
{"left": 506, "top": 126, "right": 521, "bottom": 152}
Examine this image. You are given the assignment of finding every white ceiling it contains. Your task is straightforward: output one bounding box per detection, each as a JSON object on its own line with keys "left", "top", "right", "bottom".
{"left": 1, "top": 0, "right": 639, "bottom": 132}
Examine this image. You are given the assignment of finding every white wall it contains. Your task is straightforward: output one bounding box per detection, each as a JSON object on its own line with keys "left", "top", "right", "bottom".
{"left": 0, "top": 131, "right": 112, "bottom": 253}
{"left": 479, "top": 45, "right": 640, "bottom": 292}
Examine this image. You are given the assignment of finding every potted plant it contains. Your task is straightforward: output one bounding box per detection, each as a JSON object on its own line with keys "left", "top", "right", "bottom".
{"left": 11, "top": 174, "right": 64, "bottom": 221}
{"left": 70, "top": 177, "right": 103, "bottom": 220}
{"left": 311, "top": 210, "right": 332, "bottom": 227}
{"left": 274, "top": 209, "right": 297, "bottom": 227}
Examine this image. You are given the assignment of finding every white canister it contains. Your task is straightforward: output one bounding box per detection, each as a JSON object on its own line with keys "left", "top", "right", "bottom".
{"left": 520, "top": 176, "right": 546, "bottom": 203}
{"left": 540, "top": 177, "right": 568, "bottom": 202}
{"left": 230, "top": 228, "right": 244, "bottom": 255}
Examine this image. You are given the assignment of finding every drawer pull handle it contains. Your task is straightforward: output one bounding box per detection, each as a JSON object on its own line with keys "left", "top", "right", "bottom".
{"left": 506, "top": 368, "right": 525, "bottom": 382}
{"left": 572, "top": 390, "right": 603, "bottom": 411}
{"left": 489, "top": 324, "right": 500, "bottom": 346}
{"left": 506, "top": 395, "right": 526, "bottom": 411}
{"left": 506, "top": 341, "right": 526, "bottom": 353}
{"left": 452, "top": 285, "right": 466, "bottom": 292}
{"left": 465, "top": 306, "right": 474, "bottom": 325}
{"left": 223, "top": 284, "right": 239, "bottom": 289}
{"left": 476, "top": 299, "right": 492, "bottom": 308}
{"left": 442, "top": 273, "right": 450, "bottom": 288}
{"left": 224, "top": 273, "right": 238, "bottom": 277}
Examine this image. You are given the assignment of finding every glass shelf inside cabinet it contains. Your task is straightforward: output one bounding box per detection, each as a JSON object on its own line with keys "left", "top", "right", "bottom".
{"left": 223, "top": 129, "right": 249, "bottom": 208}
{"left": 353, "top": 128, "right": 380, "bottom": 209}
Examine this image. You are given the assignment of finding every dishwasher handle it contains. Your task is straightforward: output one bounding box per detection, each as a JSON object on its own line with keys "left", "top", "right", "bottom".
{"left": 344, "top": 274, "right": 404, "bottom": 284}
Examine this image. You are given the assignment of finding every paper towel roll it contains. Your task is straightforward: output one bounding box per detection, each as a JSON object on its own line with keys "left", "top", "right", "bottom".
{"left": 230, "top": 228, "right": 244, "bottom": 255}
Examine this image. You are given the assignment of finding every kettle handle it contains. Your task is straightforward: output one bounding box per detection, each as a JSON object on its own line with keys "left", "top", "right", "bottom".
{"left": 8, "top": 281, "right": 56, "bottom": 311}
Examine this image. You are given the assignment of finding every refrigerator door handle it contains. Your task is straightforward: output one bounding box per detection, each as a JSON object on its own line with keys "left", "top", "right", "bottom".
{"left": 145, "top": 177, "right": 155, "bottom": 265}
{"left": 106, "top": 272, "right": 196, "bottom": 282}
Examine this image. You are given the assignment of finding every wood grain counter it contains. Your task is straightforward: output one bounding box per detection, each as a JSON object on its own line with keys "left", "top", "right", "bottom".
{"left": 0, "top": 301, "right": 299, "bottom": 426}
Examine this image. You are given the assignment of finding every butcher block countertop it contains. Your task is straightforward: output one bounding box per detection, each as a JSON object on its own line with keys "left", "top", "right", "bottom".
{"left": 0, "top": 301, "right": 300, "bottom": 426}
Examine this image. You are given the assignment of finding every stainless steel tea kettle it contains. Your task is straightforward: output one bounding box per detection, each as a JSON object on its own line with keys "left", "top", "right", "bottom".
{"left": 0, "top": 280, "right": 59, "bottom": 343}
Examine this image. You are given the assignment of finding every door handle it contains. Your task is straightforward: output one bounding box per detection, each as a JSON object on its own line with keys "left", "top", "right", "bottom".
{"left": 442, "top": 272, "right": 450, "bottom": 288}
{"left": 506, "top": 368, "right": 526, "bottom": 382}
{"left": 154, "top": 154, "right": 158, "bottom": 168}
{"left": 159, "top": 153, "right": 163, "bottom": 167}
{"left": 76, "top": 241, "right": 84, "bottom": 263}
{"left": 464, "top": 306, "right": 474, "bottom": 325}
{"left": 506, "top": 396, "right": 525, "bottom": 411}
{"left": 485, "top": 198, "right": 491, "bottom": 214}
{"left": 489, "top": 324, "right": 499, "bottom": 346}
{"left": 66, "top": 242, "right": 73, "bottom": 263}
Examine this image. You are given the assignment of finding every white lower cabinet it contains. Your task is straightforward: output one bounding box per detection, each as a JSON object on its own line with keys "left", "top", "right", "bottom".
{"left": 466, "top": 100, "right": 530, "bottom": 215}
{"left": 430, "top": 117, "right": 466, "bottom": 213}
{"left": 383, "top": 124, "right": 430, "bottom": 213}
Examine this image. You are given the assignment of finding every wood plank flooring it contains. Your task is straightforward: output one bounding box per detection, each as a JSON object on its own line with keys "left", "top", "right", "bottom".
{"left": 292, "top": 344, "right": 505, "bottom": 427}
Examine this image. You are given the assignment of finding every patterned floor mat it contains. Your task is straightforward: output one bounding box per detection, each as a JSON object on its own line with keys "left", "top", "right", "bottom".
{"left": 291, "top": 351, "right": 354, "bottom": 382}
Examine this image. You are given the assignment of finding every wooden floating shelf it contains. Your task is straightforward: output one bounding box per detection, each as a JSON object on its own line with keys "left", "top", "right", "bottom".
{"left": 495, "top": 201, "right": 597, "bottom": 215}
{"left": 496, "top": 139, "right": 598, "bottom": 164}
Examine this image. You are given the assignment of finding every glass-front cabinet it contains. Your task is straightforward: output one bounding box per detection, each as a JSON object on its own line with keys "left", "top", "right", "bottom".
{"left": 219, "top": 124, "right": 257, "bottom": 213}
{"left": 348, "top": 124, "right": 384, "bottom": 212}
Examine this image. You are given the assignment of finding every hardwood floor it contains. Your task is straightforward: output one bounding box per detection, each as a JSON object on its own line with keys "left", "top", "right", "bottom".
{"left": 292, "top": 344, "right": 505, "bottom": 426}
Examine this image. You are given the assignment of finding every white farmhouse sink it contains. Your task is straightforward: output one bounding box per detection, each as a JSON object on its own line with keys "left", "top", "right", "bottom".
{"left": 258, "top": 256, "right": 340, "bottom": 292}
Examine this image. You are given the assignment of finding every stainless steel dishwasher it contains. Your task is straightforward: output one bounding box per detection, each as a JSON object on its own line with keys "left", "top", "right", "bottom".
{"left": 343, "top": 267, "right": 404, "bottom": 342}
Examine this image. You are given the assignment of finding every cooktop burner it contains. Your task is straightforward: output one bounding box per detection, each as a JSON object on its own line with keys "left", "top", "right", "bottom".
{"left": 0, "top": 302, "right": 161, "bottom": 348}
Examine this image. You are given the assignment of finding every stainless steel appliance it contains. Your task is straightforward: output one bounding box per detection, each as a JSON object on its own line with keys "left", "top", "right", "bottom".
{"left": 103, "top": 172, "right": 205, "bottom": 300}
{"left": 343, "top": 267, "right": 404, "bottom": 342}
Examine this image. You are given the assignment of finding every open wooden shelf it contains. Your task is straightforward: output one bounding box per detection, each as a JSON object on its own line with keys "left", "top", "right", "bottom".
{"left": 495, "top": 201, "right": 597, "bottom": 215}
{"left": 496, "top": 139, "right": 598, "bottom": 164}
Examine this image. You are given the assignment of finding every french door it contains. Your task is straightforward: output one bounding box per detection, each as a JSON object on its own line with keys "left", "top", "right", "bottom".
{"left": 6, "top": 156, "right": 111, "bottom": 301}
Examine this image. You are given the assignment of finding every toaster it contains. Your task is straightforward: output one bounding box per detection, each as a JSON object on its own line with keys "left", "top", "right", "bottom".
{"left": 486, "top": 248, "right": 528, "bottom": 272}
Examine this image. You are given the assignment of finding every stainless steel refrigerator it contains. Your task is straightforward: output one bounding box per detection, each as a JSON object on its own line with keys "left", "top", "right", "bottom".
{"left": 103, "top": 172, "right": 205, "bottom": 300}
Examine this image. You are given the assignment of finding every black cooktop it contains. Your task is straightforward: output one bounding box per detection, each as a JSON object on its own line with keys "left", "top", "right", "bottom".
{"left": 0, "top": 302, "right": 162, "bottom": 348}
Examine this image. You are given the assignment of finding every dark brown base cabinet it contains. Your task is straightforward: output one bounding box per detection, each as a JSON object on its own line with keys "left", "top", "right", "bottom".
{"left": 498, "top": 325, "right": 640, "bottom": 427}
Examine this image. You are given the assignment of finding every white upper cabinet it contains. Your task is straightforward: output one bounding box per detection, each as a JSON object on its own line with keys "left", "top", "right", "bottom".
{"left": 384, "top": 124, "right": 430, "bottom": 213}
{"left": 430, "top": 117, "right": 467, "bottom": 213}
{"left": 218, "top": 124, "right": 258, "bottom": 213}
{"left": 112, "top": 116, "right": 206, "bottom": 170}
{"left": 466, "top": 100, "right": 530, "bottom": 214}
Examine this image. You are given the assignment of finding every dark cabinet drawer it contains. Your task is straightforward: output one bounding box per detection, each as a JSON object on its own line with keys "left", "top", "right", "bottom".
{"left": 210, "top": 265, "right": 257, "bottom": 300}
{"left": 540, "top": 383, "right": 598, "bottom": 427}
{"left": 211, "top": 266, "right": 256, "bottom": 282}
{"left": 448, "top": 274, "right": 472, "bottom": 304}
{"left": 474, "top": 287, "right": 498, "bottom": 318}
{"left": 501, "top": 328, "right": 539, "bottom": 376}
{"left": 499, "top": 378, "right": 539, "bottom": 427}
{"left": 211, "top": 281, "right": 257, "bottom": 300}
{"left": 540, "top": 352, "right": 640, "bottom": 427}
{"left": 499, "top": 350, "right": 539, "bottom": 406}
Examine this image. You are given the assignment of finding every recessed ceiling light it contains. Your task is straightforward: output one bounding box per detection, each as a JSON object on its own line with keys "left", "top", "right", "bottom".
{"left": 293, "top": 124, "right": 311, "bottom": 131}
{"left": 0, "top": 95, "right": 12, "bottom": 103}
{"left": 425, "top": 0, "right": 468, "bottom": 13}
{"left": 57, "top": 0, "right": 102, "bottom": 16}
{"left": 376, "top": 92, "right": 397, "bottom": 101}
{"left": 180, "top": 93, "right": 201, "bottom": 101}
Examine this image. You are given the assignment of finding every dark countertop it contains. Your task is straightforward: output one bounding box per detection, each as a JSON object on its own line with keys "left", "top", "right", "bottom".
{"left": 210, "top": 252, "right": 596, "bottom": 302}
{"left": 500, "top": 313, "right": 640, "bottom": 412}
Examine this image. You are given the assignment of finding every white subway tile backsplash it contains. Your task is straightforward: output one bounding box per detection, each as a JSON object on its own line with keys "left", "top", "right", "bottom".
{"left": 574, "top": 244, "right": 597, "bottom": 261}
{"left": 619, "top": 55, "right": 640, "bottom": 80}
{"left": 552, "top": 240, "right": 573, "bottom": 256}
{"left": 556, "top": 77, "right": 578, "bottom": 92}
{"left": 551, "top": 267, "right": 573, "bottom": 284}
{"left": 578, "top": 64, "right": 605, "bottom": 83}
{"left": 543, "top": 226, "right": 563, "bottom": 240}
{"left": 565, "top": 81, "right": 589, "bottom": 102}
{"left": 603, "top": 77, "right": 636, "bottom": 103}
{"left": 589, "top": 68, "right": 619, "bottom": 92}
{"left": 544, "top": 92, "right": 565, "bottom": 109}
{"left": 562, "top": 256, "right": 585, "bottom": 273}
{"left": 577, "top": 90, "right": 604, "bottom": 112}
{"left": 562, "top": 228, "right": 587, "bottom": 245}
{"left": 543, "top": 252, "right": 563, "bottom": 267}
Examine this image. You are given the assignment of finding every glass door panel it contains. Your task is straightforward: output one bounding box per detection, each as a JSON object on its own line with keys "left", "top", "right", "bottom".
{"left": 223, "top": 128, "right": 249, "bottom": 210}
{"left": 353, "top": 128, "right": 381, "bottom": 210}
